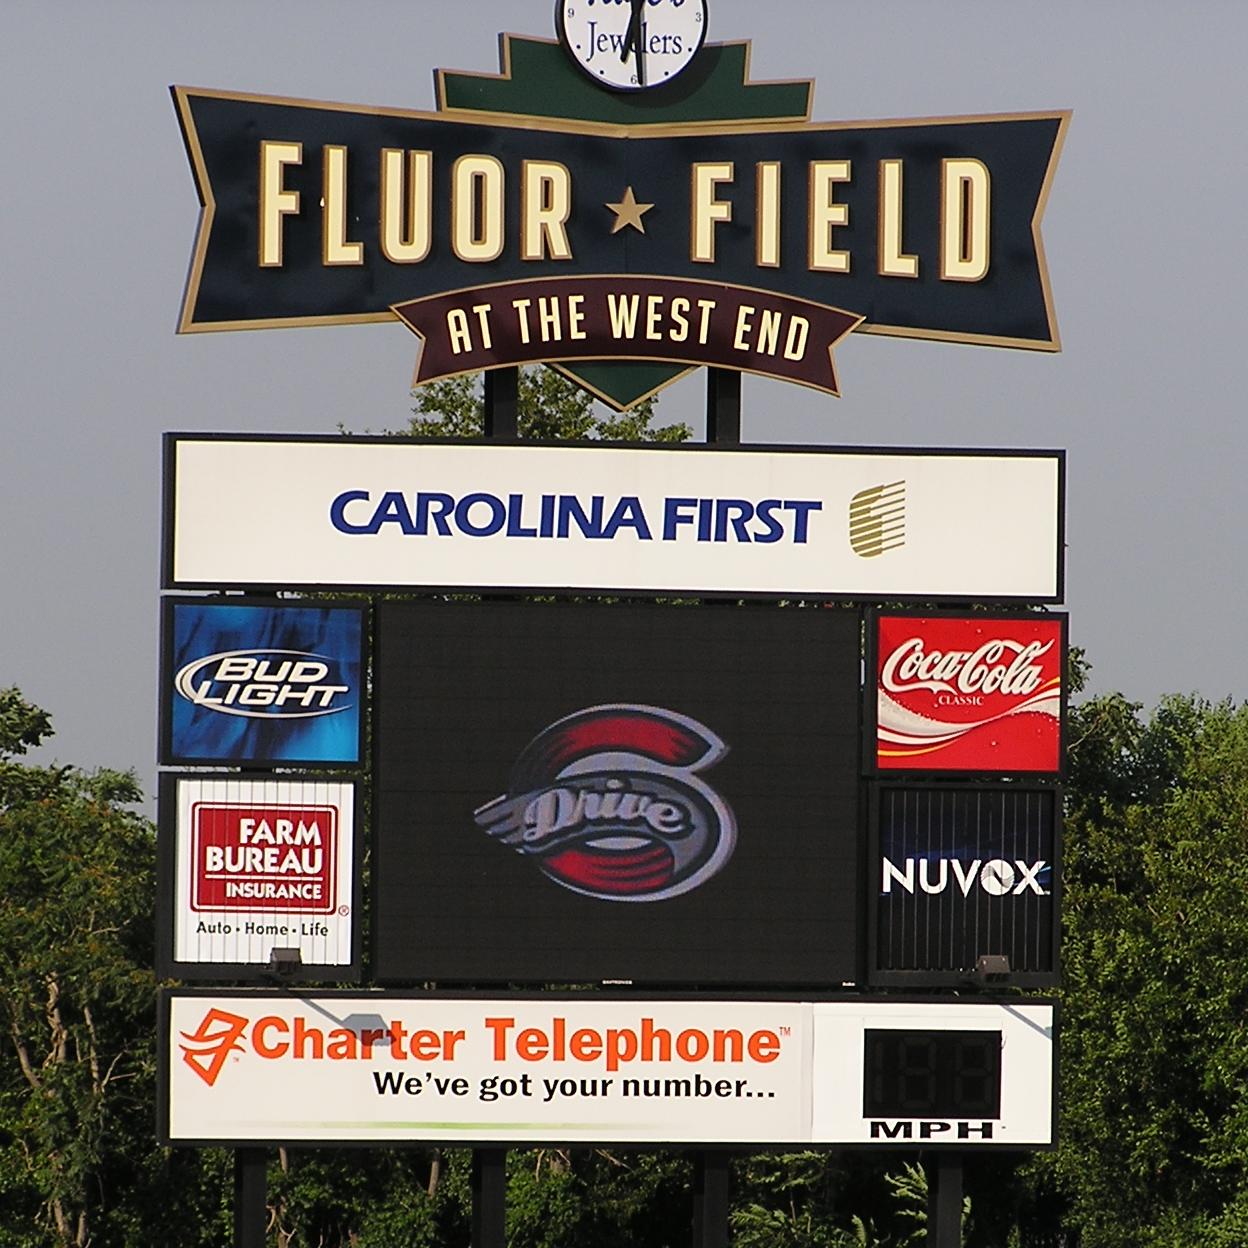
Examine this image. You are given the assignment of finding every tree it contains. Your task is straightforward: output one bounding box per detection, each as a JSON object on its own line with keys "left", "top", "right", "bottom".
{"left": 0, "top": 688, "right": 159, "bottom": 1245}
{"left": 0, "top": 688, "right": 241, "bottom": 1248}
{"left": 1029, "top": 691, "right": 1248, "bottom": 1246}
{"left": 400, "top": 366, "right": 691, "bottom": 442}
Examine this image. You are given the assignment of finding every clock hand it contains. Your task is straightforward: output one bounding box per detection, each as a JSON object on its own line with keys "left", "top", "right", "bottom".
{"left": 622, "top": 0, "right": 646, "bottom": 87}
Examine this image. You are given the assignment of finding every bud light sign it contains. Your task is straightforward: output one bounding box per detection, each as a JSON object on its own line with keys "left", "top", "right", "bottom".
{"left": 160, "top": 599, "right": 366, "bottom": 766}
{"left": 371, "top": 600, "right": 863, "bottom": 987}
{"left": 869, "top": 613, "right": 1066, "bottom": 774}
{"left": 869, "top": 786, "right": 1060, "bottom": 987}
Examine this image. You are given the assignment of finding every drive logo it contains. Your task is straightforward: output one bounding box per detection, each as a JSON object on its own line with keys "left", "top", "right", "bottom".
{"left": 174, "top": 650, "right": 351, "bottom": 719}
{"left": 180, "top": 1008, "right": 250, "bottom": 1086}
{"left": 474, "top": 705, "right": 736, "bottom": 901}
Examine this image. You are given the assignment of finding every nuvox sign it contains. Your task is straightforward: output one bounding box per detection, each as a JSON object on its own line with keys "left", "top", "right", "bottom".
{"left": 171, "top": 37, "right": 1067, "bottom": 405}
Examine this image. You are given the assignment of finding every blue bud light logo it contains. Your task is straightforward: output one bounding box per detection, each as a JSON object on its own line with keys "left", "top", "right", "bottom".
{"left": 165, "top": 602, "right": 364, "bottom": 765}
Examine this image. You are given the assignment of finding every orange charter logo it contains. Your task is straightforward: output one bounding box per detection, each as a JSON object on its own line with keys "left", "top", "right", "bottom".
{"left": 180, "top": 1008, "right": 250, "bottom": 1086}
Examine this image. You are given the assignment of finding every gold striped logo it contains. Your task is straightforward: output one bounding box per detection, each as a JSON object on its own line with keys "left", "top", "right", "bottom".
{"left": 849, "top": 480, "right": 906, "bottom": 557}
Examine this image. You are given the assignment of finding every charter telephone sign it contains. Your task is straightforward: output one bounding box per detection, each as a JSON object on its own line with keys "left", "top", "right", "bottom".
{"left": 164, "top": 436, "right": 1064, "bottom": 601}
{"left": 161, "top": 993, "right": 1055, "bottom": 1148}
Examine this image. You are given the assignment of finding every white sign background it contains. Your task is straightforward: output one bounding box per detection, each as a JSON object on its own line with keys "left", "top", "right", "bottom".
{"left": 166, "top": 438, "right": 1063, "bottom": 600}
{"left": 171, "top": 777, "right": 355, "bottom": 967}
{"left": 164, "top": 995, "right": 1054, "bottom": 1146}
{"left": 810, "top": 1000, "right": 1056, "bottom": 1146}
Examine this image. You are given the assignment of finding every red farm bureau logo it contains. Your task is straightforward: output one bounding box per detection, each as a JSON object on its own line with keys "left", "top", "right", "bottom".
{"left": 191, "top": 801, "right": 337, "bottom": 913}
{"left": 474, "top": 705, "right": 736, "bottom": 901}
{"left": 876, "top": 616, "right": 1064, "bottom": 773}
{"left": 180, "top": 1008, "right": 250, "bottom": 1086}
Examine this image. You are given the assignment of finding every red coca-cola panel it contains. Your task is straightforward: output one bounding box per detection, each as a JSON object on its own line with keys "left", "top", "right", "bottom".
{"left": 191, "top": 802, "right": 338, "bottom": 912}
{"left": 872, "top": 613, "right": 1066, "bottom": 774}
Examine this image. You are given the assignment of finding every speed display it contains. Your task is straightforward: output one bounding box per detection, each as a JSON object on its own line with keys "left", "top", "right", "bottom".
{"left": 811, "top": 1000, "right": 1055, "bottom": 1147}
{"left": 863, "top": 1028, "right": 1002, "bottom": 1120}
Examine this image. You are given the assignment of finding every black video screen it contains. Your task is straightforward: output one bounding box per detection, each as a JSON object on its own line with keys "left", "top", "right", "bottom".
{"left": 863, "top": 1028, "right": 1002, "bottom": 1120}
{"left": 372, "top": 600, "right": 861, "bottom": 986}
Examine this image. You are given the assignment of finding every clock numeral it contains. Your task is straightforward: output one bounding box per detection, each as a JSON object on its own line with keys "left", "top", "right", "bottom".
{"left": 695, "top": 10, "right": 702, "bottom": 21}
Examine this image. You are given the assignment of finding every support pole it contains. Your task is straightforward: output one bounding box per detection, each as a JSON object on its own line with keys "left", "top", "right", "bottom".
{"left": 692, "top": 1152, "right": 731, "bottom": 1248}
{"left": 706, "top": 367, "right": 741, "bottom": 446}
{"left": 926, "top": 1153, "right": 964, "bottom": 1248}
{"left": 233, "top": 1148, "right": 266, "bottom": 1248}
{"left": 484, "top": 366, "right": 519, "bottom": 439}
{"left": 690, "top": 366, "right": 740, "bottom": 1247}
{"left": 474, "top": 367, "right": 513, "bottom": 1245}
{"left": 471, "top": 1147, "right": 507, "bottom": 1247}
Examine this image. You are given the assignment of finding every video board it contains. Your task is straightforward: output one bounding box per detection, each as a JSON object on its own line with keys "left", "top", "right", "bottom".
{"left": 371, "top": 600, "right": 862, "bottom": 986}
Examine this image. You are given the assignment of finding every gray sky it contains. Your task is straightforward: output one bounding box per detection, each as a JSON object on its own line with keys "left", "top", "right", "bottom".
{"left": 3, "top": 0, "right": 1246, "bottom": 791}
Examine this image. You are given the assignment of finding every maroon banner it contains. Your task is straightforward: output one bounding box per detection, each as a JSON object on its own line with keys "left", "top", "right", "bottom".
{"left": 393, "top": 277, "right": 862, "bottom": 397}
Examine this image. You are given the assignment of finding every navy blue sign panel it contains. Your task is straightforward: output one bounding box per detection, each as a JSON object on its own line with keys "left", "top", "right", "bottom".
{"left": 372, "top": 599, "right": 863, "bottom": 987}
{"left": 160, "top": 599, "right": 366, "bottom": 768}
{"left": 868, "top": 785, "right": 1060, "bottom": 988}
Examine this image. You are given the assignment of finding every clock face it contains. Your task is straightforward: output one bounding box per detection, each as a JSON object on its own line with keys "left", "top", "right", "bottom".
{"left": 557, "top": 0, "right": 708, "bottom": 92}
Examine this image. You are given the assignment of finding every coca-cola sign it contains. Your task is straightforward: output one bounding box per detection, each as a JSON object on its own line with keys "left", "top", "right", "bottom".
{"left": 870, "top": 614, "right": 1066, "bottom": 774}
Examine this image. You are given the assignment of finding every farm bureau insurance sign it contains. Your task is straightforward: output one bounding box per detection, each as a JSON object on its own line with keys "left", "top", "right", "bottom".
{"left": 171, "top": 43, "right": 1067, "bottom": 401}
{"left": 158, "top": 775, "right": 358, "bottom": 976}
{"left": 164, "top": 437, "right": 1064, "bottom": 601}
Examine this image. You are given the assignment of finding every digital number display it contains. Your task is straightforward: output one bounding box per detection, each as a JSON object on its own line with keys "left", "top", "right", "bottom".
{"left": 863, "top": 1029, "right": 1002, "bottom": 1119}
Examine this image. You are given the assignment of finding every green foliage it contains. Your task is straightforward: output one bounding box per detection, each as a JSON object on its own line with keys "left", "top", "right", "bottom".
{"left": 0, "top": 691, "right": 157, "bottom": 1245}
{"left": 265, "top": 1148, "right": 462, "bottom": 1247}
{"left": 0, "top": 686, "right": 53, "bottom": 757}
{"left": 730, "top": 1152, "right": 851, "bottom": 1247}
{"left": 0, "top": 690, "right": 243, "bottom": 1247}
{"left": 402, "top": 366, "right": 691, "bottom": 442}
{"left": 505, "top": 1149, "right": 692, "bottom": 1248}
{"left": 1038, "top": 692, "right": 1248, "bottom": 1246}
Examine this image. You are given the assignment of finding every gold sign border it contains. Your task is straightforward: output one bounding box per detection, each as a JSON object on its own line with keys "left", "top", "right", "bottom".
{"left": 172, "top": 66, "right": 1068, "bottom": 354}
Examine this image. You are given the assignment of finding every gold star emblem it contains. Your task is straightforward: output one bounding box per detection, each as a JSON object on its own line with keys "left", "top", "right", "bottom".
{"left": 605, "top": 186, "right": 654, "bottom": 235}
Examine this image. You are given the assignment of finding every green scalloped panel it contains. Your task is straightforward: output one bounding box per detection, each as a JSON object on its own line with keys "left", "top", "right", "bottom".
{"left": 441, "top": 38, "right": 810, "bottom": 125}
{"left": 440, "top": 37, "right": 811, "bottom": 409}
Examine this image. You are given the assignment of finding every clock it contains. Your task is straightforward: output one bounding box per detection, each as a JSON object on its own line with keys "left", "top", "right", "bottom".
{"left": 557, "top": 0, "right": 708, "bottom": 92}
